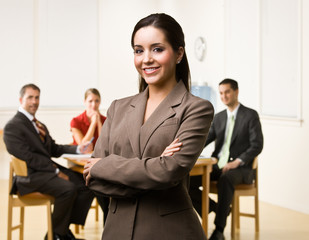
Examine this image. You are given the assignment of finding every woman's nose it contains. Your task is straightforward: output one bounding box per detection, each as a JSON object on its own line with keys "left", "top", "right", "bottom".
{"left": 143, "top": 51, "right": 153, "bottom": 63}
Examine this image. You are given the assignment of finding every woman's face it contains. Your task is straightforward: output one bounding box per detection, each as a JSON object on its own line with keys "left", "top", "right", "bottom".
{"left": 84, "top": 93, "right": 100, "bottom": 112}
{"left": 133, "top": 26, "right": 183, "bottom": 88}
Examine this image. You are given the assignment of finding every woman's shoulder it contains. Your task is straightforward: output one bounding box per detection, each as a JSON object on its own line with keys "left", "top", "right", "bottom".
{"left": 71, "top": 111, "right": 87, "bottom": 125}
{"left": 185, "top": 91, "right": 214, "bottom": 109}
{"left": 110, "top": 92, "right": 143, "bottom": 108}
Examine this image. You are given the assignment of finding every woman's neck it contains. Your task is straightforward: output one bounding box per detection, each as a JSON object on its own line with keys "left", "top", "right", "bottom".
{"left": 148, "top": 80, "right": 177, "bottom": 102}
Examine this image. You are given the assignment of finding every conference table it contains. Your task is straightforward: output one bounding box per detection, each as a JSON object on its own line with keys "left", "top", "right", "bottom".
{"left": 64, "top": 155, "right": 216, "bottom": 236}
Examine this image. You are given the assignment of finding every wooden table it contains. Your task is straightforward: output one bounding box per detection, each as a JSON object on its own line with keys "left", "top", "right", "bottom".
{"left": 65, "top": 157, "right": 87, "bottom": 174}
{"left": 65, "top": 156, "right": 216, "bottom": 237}
{"left": 190, "top": 157, "right": 217, "bottom": 237}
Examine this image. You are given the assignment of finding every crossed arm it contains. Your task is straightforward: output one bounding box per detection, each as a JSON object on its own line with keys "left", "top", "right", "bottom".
{"left": 83, "top": 138, "right": 183, "bottom": 186}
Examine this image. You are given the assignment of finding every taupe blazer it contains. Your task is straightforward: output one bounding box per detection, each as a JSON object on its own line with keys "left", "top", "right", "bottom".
{"left": 89, "top": 81, "right": 214, "bottom": 240}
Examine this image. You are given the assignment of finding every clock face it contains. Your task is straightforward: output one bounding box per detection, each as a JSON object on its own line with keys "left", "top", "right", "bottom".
{"left": 194, "top": 37, "right": 206, "bottom": 61}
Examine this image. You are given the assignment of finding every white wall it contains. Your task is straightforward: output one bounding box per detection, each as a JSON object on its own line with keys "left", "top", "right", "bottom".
{"left": 0, "top": 0, "right": 309, "bottom": 214}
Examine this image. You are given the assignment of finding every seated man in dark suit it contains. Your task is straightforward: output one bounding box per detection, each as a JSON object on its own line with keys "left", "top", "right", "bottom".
{"left": 189, "top": 79, "right": 263, "bottom": 240}
{"left": 3, "top": 83, "right": 95, "bottom": 240}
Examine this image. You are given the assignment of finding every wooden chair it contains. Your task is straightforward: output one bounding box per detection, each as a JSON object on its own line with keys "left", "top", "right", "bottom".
{"left": 7, "top": 156, "right": 55, "bottom": 240}
{"left": 210, "top": 157, "right": 259, "bottom": 238}
{"left": 74, "top": 198, "right": 100, "bottom": 234}
{"left": 66, "top": 154, "right": 100, "bottom": 234}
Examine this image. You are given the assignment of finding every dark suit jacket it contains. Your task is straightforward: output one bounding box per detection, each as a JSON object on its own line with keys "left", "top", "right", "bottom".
{"left": 3, "top": 111, "right": 77, "bottom": 195}
{"left": 89, "top": 81, "right": 214, "bottom": 240}
{"left": 206, "top": 104, "right": 263, "bottom": 168}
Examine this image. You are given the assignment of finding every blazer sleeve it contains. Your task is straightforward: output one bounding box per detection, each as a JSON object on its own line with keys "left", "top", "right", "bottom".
{"left": 46, "top": 129, "right": 77, "bottom": 157}
{"left": 89, "top": 97, "right": 214, "bottom": 196}
{"left": 205, "top": 119, "right": 216, "bottom": 146}
{"left": 237, "top": 110, "right": 263, "bottom": 165}
{"left": 4, "top": 119, "right": 77, "bottom": 172}
{"left": 4, "top": 121, "right": 56, "bottom": 172}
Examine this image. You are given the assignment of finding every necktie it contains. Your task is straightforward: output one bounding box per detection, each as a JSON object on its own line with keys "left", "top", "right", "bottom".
{"left": 33, "top": 118, "right": 46, "bottom": 142}
{"left": 218, "top": 115, "right": 235, "bottom": 168}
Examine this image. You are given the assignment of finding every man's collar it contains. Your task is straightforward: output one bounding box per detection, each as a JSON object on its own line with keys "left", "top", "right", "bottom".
{"left": 227, "top": 103, "right": 240, "bottom": 119}
{"left": 18, "top": 106, "right": 35, "bottom": 121}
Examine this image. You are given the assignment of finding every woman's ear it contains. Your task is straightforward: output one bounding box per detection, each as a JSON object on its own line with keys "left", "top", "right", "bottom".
{"left": 176, "top": 47, "right": 184, "bottom": 64}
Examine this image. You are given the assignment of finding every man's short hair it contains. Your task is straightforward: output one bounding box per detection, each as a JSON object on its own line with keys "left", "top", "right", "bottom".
{"left": 219, "top": 78, "right": 238, "bottom": 90}
{"left": 20, "top": 84, "right": 40, "bottom": 98}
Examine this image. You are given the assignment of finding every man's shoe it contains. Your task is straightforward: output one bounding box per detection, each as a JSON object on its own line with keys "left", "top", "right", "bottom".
{"left": 44, "top": 232, "right": 63, "bottom": 240}
{"left": 64, "top": 229, "right": 85, "bottom": 240}
{"left": 64, "top": 229, "right": 76, "bottom": 240}
{"left": 209, "top": 229, "right": 225, "bottom": 240}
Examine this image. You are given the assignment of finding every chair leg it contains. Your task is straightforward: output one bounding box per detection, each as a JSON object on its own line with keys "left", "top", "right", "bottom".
{"left": 231, "top": 195, "right": 237, "bottom": 239}
{"left": 236, "top": 196, "right": 240, "bottom": 229}
{"left": 20, "top": 206, "right": 24, "bottom": 240}
{"left": 7, "top": 198, "right": 13, "bottom": 240}
{"left": 75, "top": 224, "right": 80, "bottom": 234}
{"left": 95, "top": 199, "right": 99, "bottom": 222}
{"left": 47, "top": 202, "right": 53, "bottom": 240}
{"left": 255, "top": 195, "right": 260, "bottom": 232}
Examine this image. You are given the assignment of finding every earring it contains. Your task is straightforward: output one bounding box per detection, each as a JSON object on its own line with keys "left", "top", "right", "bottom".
{"left": 177, "top": 60, "right": 181, "bottom": 64}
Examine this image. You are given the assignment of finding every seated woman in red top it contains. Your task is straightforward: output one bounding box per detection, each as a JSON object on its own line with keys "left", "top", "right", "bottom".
{"left": 70, "top": 88, "right": 109, "bottom": 223}
{"left": 71, "top": 88, "right": 106, "bottom": 149}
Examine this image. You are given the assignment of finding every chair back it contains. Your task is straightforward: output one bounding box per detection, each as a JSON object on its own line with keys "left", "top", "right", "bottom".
{"left": 252, "top": 157, "right": 258, "bottom": 187}
{"left": 252, "top": 156, "right": 258, "bottom": 170}
{"left": 9, "top": 156, "right": 28, "bottom": 194}
{"left": 7, "top": 156, "right": 55, "bottom": 240}
{"left": 11, "top": 156, "right": 28, "bottom": 177}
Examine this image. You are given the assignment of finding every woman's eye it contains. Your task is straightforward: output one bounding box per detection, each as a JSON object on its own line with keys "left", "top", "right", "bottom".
{"left": 153, "top": 47, "right": 163, "bottom": 52}
{"left": 134, "top": 49, "right": 143, "bottom": 54}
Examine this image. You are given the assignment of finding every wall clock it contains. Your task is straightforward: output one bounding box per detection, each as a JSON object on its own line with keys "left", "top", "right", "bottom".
{"left": 194, "top": 36, "right": 206, "bottom": 61}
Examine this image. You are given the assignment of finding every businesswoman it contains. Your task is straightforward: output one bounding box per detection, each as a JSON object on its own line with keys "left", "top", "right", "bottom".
{"left": 70, "top": 88, "right": 106, "bottom": 148}
{"left": 84, "top": 13, "right": 214, "bottom": 240}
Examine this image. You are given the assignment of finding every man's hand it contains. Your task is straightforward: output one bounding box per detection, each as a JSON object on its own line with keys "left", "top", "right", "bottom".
{"left": 83, "top": 158, "right": 101, "bottom": 186}
{"left": 57, "top": 171, "right": 69, "bottom": 181}
{"left": 78, "top": 141, "right": 93, "bottom": 154}
{"left": 222, "top": 158, "right": 242, "bottom": 173}
{"left": 161, "top": 138, "right": 183, "bottom": 157}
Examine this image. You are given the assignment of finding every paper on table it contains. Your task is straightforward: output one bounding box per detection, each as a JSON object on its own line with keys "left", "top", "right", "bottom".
{"left": 61, "top": 153, "right": 92, "bottom": 160}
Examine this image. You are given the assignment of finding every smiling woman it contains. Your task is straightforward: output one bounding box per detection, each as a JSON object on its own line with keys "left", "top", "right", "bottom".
{"left": 132, "top": 26, "right": 184, "bottom": 122}
{"left": 83, "top": 13, "right": 214, "bottom": 240}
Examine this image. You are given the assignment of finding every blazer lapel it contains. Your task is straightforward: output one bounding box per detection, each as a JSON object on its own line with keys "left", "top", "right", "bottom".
{"left": 216, "top": 111, "right": 228, "bottom": 148}
{"left": 125, "top": 91, "right": 148, "bottom": 159}
{"left": 17, "top": 112, "right": 38, "bottom": 136}
{"left": 230, "top": 104, "right": 244, "bottom": 144}
{"left": 139, "top": 81, "right": 186, "bottom": 156}
{"left": 16, "top": 112, "right": 49, "bottom": 152}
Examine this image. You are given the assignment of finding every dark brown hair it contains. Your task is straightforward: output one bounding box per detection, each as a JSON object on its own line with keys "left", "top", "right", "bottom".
{"left": 20, "top": 84, "right": 40, "bottom": 98}
{"left": 219, "top": 78, "right": 238, "bottom": 90}
{"left": 131, "top": 13, "right": 191, "bottom": 92}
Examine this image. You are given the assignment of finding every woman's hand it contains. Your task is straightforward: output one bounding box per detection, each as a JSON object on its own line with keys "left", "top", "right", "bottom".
{"left": 90, "top": 112, "right": 99, "bottom": 124}
{"left": 83, "top": 158, "right": 101, "bottom": 186}
{"left": 89, "top": 111, "right": 101, "bottom": 123}
{"left": 161, "top": 138, "right": 183, "bottom": 156}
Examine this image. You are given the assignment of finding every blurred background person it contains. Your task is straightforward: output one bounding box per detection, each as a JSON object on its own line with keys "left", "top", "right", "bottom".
{"left": 70, "top": 88, "right": 106, "bottom": 149}
{"left": 70, "top": 87, "right": 109, "bottom": 223}
{"left": 4, "top": 83, "right": 94, "bottom": 240}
